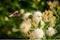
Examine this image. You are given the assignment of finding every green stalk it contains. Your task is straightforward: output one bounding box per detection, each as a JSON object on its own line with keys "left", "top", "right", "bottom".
{"left": 43, "top": 35, "right": 46, "bottom": 40}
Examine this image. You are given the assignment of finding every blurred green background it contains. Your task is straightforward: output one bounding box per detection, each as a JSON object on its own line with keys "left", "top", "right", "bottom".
{"left": 0, "top": 0, "right": 60, "bottom": 39}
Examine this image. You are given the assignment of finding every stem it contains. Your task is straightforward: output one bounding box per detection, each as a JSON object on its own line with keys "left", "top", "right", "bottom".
{"left": 25, "top": 33, "right": 27, "bottom": 40}
{"left": 43, "top": 35, "right": 46, "bottom": 40}
{"left": 49, "top": 36, "right": 51, "bottom": 40}
{"left": 54, "top": 12, "right": 59, "bottom": 19}
{"left": 52, "top": 8, "right": 59, "bottom": 19}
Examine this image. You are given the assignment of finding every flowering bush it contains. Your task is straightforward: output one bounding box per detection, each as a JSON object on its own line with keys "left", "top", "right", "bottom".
{"left": 19, "top": 10, "right": 56, "bottom": 39}
{"left": 0, "top": 0, "right": 60, "bottom": 39}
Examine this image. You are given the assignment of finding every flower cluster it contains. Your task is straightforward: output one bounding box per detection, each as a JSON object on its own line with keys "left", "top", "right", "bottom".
{"left": 47, "top": 0, "right": 59, "bottom": 9}
{"left": 20, "top": 10, "right": 56, "bottom": 39}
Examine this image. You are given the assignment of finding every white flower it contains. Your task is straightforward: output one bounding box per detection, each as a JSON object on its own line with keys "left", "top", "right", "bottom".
{"left": 33, "top": 28, "right": 44, "bottom": 38}
{"left": 33, "top": 11, "right": 42, "bottom": 23}
{"left": 5, "top": 17, "right": 9, "bottom": 21}
{"left": 20, "top": 21, "right": 31, "bottom": 33}
{"left": 46, "top": 27, "right": 56, "bottom": 36}
{"left": 23, "top": 12, "right": 32, "bottom": 20}
{"left": 40, "top": 20, "right": 45, "bottom": 28}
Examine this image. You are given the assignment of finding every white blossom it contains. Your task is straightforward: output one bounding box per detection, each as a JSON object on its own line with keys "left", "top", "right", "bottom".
{"left": 33, "top": 28, "right": 44, "bottom": 38}
{"left": 20, "top": 21, "right": 31, "bottom": 33}
{"left": 46, "top": 27, "right": 56, "bottom": 36}
{"left": 23, "top": 12, "right": 32, "bottom": 20}
{"left": 33, "top": 11, "right": 42, "bottom": 23}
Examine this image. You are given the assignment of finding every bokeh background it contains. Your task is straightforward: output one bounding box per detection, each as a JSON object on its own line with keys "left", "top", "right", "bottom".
{"left": 0, "top": 0, "right": 60, "bottom": 39}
